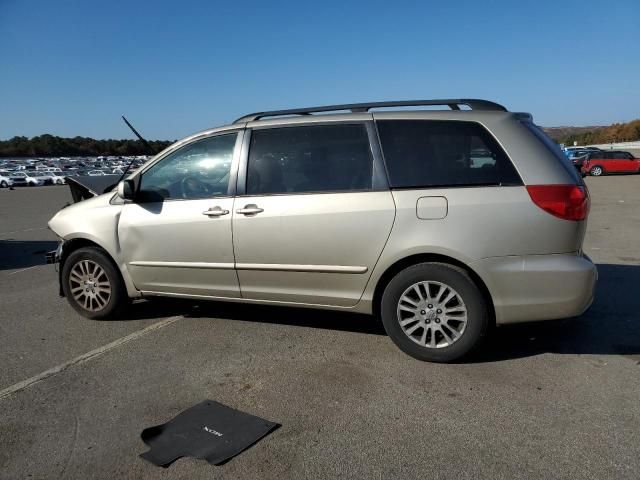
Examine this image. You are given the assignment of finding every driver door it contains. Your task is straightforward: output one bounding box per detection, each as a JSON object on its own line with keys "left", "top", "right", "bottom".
{"left": 118, "top": 130, "right": 242, "bottom": 297}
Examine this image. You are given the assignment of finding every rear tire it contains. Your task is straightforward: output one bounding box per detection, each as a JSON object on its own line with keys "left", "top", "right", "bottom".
{"left": 380, "top": 262, "right": 489, "bottom": 363}
{"left": 61, "top": 247, "right": 128, "bottom": 319}
{"left": 589, "top": 165, "right": 603, "bottom": 176}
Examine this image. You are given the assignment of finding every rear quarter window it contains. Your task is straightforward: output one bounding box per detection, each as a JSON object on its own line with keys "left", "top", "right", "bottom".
{"left": 376, "top": 120, "right": 522, "bottom": 188}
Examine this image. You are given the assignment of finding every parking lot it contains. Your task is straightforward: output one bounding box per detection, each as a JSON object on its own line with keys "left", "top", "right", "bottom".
{"left": 1, "top": 178, "right": 639, "bottom": 479}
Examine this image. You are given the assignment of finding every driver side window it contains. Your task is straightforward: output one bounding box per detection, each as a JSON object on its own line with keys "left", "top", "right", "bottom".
{"left": 139, "top": 133, "right": 237, "bottom": 201}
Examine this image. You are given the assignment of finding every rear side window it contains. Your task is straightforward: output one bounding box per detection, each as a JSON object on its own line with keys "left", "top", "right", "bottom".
{"left": 247, "top": 124, "right": 374, "bottom": 195}
{"left": 377, "top": 120, "right": 521, "bottom": 188}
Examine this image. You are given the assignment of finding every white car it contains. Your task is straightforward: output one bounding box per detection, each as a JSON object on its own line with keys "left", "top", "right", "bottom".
{"left": 0, "top": 174, "right": 14, "bottom": 188}
{"left": 35, "top": 171, "right": 66, "bottom": 185}
{"left": 9, "top": 172, "right": 43, "bottom": 186}
{"left": 88, "top": 170, "right": 107, "bottom": 176}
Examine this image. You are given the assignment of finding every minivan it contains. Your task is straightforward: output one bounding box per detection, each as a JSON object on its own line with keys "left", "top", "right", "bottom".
{"left": 48, "top": 99, "right": 597, "bottom": 362}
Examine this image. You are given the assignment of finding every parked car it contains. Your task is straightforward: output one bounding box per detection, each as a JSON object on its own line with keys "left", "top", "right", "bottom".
{"left": 582, "top": 151, "right": 640, "bottom": 176}
{"left": 563, "top": 146, "right": 600, "bottom": 155}
{"left": 36, "top": 171, "right": 67, "bottom": 185}
{"left": 0, "top": 174, "right": 13, "bottom": 188}
{"left": 87, "top": 170, "right": 107, "bottom": 176}
{"left": 48, "top": 99, "right": 596, "bottom": 362}
{"left": 30, "top": 172, "right": 55, "bottom": 185}
{"left": 562, "top": 150, "right": 587, "bottom": 172}
{"left": 10, "top": 172, "right": 44, "bottom": 186}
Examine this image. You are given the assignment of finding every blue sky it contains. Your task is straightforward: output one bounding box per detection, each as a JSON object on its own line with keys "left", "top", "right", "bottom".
{"left": 1, "top": 0, "right": 638, "bottom": 140}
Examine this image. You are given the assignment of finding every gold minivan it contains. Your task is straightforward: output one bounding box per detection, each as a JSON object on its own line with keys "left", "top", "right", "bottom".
{"left": 48, "top": 99, "right": 597, "bottom": 362}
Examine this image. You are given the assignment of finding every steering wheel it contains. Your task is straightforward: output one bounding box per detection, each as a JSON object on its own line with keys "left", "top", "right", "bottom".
{"left": 180, "top": 176, "right": 210, "bottom": 199}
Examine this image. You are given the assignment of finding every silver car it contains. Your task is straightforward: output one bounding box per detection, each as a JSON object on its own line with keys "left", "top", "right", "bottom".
{"left": 48, "top": 99, "right": 597, "bottom": 362}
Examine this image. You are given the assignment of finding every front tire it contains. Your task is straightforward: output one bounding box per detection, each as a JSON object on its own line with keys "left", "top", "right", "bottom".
{"left": 589, "top": 165, "right": 603, "bottom": 176}
{"left": 380, "top": 263, "right": 489, "bottom": 363}
{"left": 61, "top": 247, "right": 128, "bottom": 319}
{"left": 0, "top": 180, "right": 7, "bottom": 188}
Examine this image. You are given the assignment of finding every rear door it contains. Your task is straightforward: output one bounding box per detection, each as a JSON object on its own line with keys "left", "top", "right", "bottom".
{"left": 603, "top": 152, "right": 624, "bottom": 172}
{"left": 232, "top": 121, "right": 395, "bottom": 307}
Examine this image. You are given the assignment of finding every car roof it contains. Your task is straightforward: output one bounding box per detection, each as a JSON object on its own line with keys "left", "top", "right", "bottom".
{"left": 143, "top": 99, "right": 529, "bottom": 167}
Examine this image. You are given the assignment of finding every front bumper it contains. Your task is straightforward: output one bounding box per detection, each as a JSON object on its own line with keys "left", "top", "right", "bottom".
{"left": 46, "top": 242, "right": 63, "bottom": 264}
{"left": 46, "top": 242, "right": 65, "bottom": 297}
{"left": 470, "top": 253, "right": 597, "bottom": 324}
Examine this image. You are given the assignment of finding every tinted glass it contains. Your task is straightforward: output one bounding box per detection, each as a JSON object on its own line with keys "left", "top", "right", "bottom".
{"left": 247, "top": 124, "right": 374, "bottom": 195}
{"left": 377, "top": 120, "right": 521, "bottom": 188}
{"left": 139, "top": 133, "right": 237, "bottom": 201}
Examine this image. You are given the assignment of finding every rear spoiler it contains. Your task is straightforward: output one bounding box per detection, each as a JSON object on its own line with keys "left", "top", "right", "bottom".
{"left": 66, "top": 175, "right": 120, "bottom": 203}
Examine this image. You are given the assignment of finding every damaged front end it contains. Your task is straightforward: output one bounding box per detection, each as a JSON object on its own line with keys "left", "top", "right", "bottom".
{"left": 66, "top": 175, "right": 120, "bottom": 203}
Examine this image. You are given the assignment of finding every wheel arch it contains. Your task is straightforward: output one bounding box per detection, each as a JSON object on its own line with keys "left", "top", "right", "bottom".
{"left": 60, "top": 236, "right": 140, "bottom": 298}
{"left": 371, "top": 253, "right": 495, "bottom": 325}
{"left": 60, "top": 237, "right": 109, "bottom": 267}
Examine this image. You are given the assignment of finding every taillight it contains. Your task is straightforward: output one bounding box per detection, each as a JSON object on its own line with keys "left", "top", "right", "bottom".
{"left": 526, "top": 184, "right": 589, "bottom": 221}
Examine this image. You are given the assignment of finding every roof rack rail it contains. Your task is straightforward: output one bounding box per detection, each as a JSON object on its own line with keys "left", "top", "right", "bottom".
{"left": 233, "top": 99, "right": 507, "bottom": 123}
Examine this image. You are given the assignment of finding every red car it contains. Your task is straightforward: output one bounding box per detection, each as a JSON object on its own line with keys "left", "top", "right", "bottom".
{"left": 582, "top": 151, "right": 640, "bottom": 176}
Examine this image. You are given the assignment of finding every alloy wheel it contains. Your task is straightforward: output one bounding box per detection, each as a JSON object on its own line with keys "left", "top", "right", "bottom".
{"left": 396, "top": 281, "right": 468, "bottom": 348}
{"left": 68, "top": 260, "right": 112, "bottom": 311}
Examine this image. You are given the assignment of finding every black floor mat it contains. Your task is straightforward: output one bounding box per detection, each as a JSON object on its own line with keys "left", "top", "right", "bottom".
{"left": 140, "top": 400, "right": 280, "bottom": 467}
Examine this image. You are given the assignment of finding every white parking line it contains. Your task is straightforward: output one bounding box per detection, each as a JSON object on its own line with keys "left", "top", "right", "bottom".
{"left": 7, "top": 265, "right": 41, "bottom": 276}
{"left": 0, "top": 316, "right": 181, "bottom": 401}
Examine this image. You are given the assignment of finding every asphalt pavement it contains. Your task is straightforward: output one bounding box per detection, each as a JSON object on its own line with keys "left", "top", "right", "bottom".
{"left": 0, "top": 179, "right": 639, "bottom": 479}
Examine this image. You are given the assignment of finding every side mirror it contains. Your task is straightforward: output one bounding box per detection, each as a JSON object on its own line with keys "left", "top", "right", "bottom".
{"left": 117, "top": 179, "right": 135, "bottom": 200}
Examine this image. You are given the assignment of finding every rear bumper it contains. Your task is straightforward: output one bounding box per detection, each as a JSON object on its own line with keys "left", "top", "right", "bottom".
{"left": 470, "top": 253, "right": 597, "bottom": 324}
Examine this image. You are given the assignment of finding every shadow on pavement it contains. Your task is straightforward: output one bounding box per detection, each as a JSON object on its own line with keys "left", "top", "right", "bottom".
{"left": 108, "top": 263, "right": 640, "bottom": 362}
{"left": 0, "top": 240, "right": 59, "bottom": 270}
{"left": 475, "top": 263, "right": 640, "bottom": 363}
{"left": 115, "top": 298, "right": 197, "bottom": 321}
{"left": 184, "top": 301, "right": 384, "bottom": 335}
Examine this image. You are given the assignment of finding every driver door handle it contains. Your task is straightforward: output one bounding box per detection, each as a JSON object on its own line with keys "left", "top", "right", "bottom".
{"left": 202, "top": 206, "right": 229, "bottom": 217}
{"left": 236, "top": 204, "right": 264, "bottom": 215}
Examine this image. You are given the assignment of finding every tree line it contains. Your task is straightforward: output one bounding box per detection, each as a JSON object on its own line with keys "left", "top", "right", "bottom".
{"left": 550, "top": 119, "right": 640, "bottom": 146}
{"left": 2, "top": 120, "right": 639, "bottom": 157}
{"left": 0, "top": 134, "right": 173, "bottom": 157}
